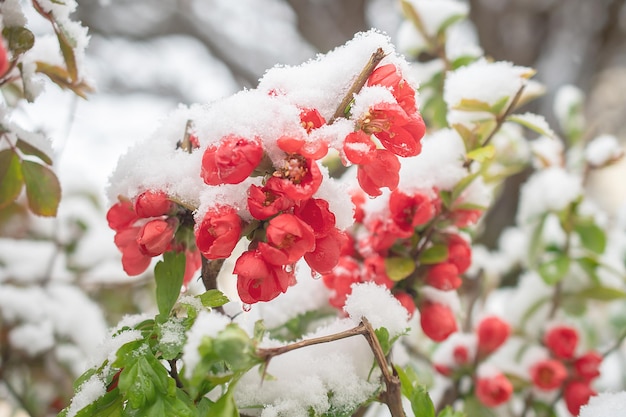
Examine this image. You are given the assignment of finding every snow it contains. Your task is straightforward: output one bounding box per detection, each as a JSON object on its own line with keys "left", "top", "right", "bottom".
{"left": 8, "top": 321, "right": 55, "bottom": 356}
{"left": 516, "top": 167, "right": 582, "bottom": 225}
{"left": 553, "top": 84, "right": 584, "bottom": 131}
{"left": 236, "top": 318, "right": 380, "bottom": 417}
{"left": 344, "top": 282, "right": 410, "bottom": 338}
{"left": 182, "top": 310, "right": 231, "bottom": 379}
{"left": 585, "top": 134, "right": 623, "bottom": 167}
{"left": 0, "top": 0, "right": 26, "bottom": 27}
{"left": 65, "top": 374, "right": 106, "bottom": 417}
{"left": 444, "top": 59, "right": 532, "bottom": 108}
{"left": 579, "top": 391, "right": 626, "bottom": 417}
{"left": 403, "top": 0, "right": 469, "bottom": 38}
{"left": 530, "top": 135, "right": 564, "bottom": 168}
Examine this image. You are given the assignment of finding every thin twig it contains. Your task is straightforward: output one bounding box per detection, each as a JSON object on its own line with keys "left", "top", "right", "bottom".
{"left": 168, "top": 359, "right": 185, "bottom": 389}
{"left": 329, "top": 48, "right": 386, "bottom": 124}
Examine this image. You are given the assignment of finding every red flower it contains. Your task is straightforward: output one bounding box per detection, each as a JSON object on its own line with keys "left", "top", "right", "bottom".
{"left": 573, "top": 351, "right": 602, "bottom": 381}
{"left": 137, "top": 218, "right": 177, "bottom": 257}
{"left": 389, "top": 189, "right": 434, "bottom": 236}
{"left": 476, "top": 316, "right": 510, "bottom": 356}
{"left": 195, "top": 206, "right": 242, "bottom": 259}
{"left": 475, "top": 373, "right": 513, "bottom": 407}
{"left": 363, "top": 255, "right": 394, "bottom": 289}
{"left": 304, "top": 228, "right": 347, "bottom": 274}
{"left": 322, "top": 256, "right": 361, "bottom": 308}
{"left": 259, "top": 213, "right": 315, "bottom": 265}
{"left": 545, "top": 326, "right": 579, "bottom": 359}
{"left": 425, "top": 263, "right": 462, "bottom": 291}
{"left": 234, "top": 250, "right": 295, "bottom": 304}
{"left": 394, "top": 291, "right": 416, "bottom": 318}
{"left": 271, "top": 155, "right": 323, "bottom": 201}
{"left": 563, "top": 381, "right": 595, "bottom": 416}
{"left": 367, "top": 63, "right": 417, "bottom": 114}
{"left": 201, "top": 134, "right": 263, "bottom": 185}
{"left": 343, "top": 131, "right": 376, "bottom": 164}
{"left": 294, "top": 198, "right": 335, "bottom": 238}
{"left": 357, "top": 149, "right": 400, "bottom": 197}
{"left": 419, "top": 302, "right": 457, "bottom": 342}
{"left": 107, "top": 199, "right": 138, "bottom": 231}
{"left": 134, "top": 190, "right": 172, "bottom": 218}
{"left": 183, "top": 249, "right": 202, "bottom": 287}
{"left": 300, "top": 108, "right": 326, "bottom": 133}
{"left": 277, "top": 136, "right": 328, "bottom": 160}
{"left": 247, "top": 183, "right": 294, "bottom": 220}
{"left": 360, "top": 102, "right": 424, "bottom": 157}
{"left": 453, "top": 345, "right": 471, "bottom": 366}
{"left": 0, "top": 40, "right": 9, "bottom": 78}
{"left": 450, "top": 208, "right": 483, "bottom": 228}
{"left": 530, "top": 359, "right": 568, "bottom": 391}
{"left": 446, "top": 234, "right": 472, "bottom": 274}
{"left": 350, "top": 189, "right": 367, "bottom": 224}
{"left": 114, "top": 227, "right": 151, "bottom": 276}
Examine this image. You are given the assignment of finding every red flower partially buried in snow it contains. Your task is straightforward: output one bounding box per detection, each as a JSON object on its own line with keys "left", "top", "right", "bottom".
{"left": 367, "top": 63, "right": 417, "bottom": 114}
{"left": 201, "top": 134, "right": 263, "bottom": 185}
{"left": 360, "top": 102, "right": 424, "bottom": 158}
{"left": 357, "top": 149, "right": 400, "bottom": 197}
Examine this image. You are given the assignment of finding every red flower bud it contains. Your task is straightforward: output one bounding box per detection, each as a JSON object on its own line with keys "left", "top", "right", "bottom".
{"left": 137, "top": 219, "right": 177, "bottom": 257}
{"left": 475, "top": 373, "right": 513, "bottom": 407}
{"left": 446, "top": 234, "right": 472, "bottom": 274}
{"left": 234, "top": 250, "right": 295, "bottom": 304}
{"left": 530, "top": 359, "right": 568, "bottom": 391}
{"left": 134, "top": 190, "right": 172, "bottom": 218}
{"left": 0, "top": 40, "right": 9, "bottom": 78}
{"left": 195, "top": 206, "right": 242, "bottom": 259}
{"left": 425, "top": 262, "right": 462, "bottom": 291}
{"left": 420, "top": 302, "right": 457, "bottom": 342}
{"left": 574, "top": 351, "right": 602, "bottom": 381}
{"left": 304, "top": 228, "right": 347, "bottom": 274}
{"left": 545, "top": 325, "right": 579, "bottom": 359}
{"left": 563, "top": 381, "right": 596, "bottom": 416}
{"left": 201, "top": 134, "right": 263, "bottom": 185}
{"left": 394, "top": 291, "right": 416, "bottom": 318}
{"left": 477, "top": 316, "right": 510, "bottom": 355}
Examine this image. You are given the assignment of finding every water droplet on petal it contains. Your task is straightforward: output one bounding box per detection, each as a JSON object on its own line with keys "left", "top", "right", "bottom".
{"left": 285, "top": 264, "right": 293, "bottom": 273}
{"left": 242, "top": 303, "right": 252, "bottom": 312}
{"left": 311, "top": 270, "right": 322, "bottom": 280}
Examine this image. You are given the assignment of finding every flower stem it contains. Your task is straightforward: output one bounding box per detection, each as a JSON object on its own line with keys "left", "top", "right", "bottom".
{"left": 329, "top": 48, "right": 386, "bottom": 124}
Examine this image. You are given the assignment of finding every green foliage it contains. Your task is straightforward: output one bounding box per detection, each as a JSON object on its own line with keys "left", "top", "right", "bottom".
{"left": 21, "top": 160, "right": 62, "bottom": 216}
{"left": 419, "top": 244, "right": 449, "bottom": 265}
{"left": 0, "top": 149, "right": 23, "bottom": 209}
{"left": 197, "top": 289, "right": 230, "bottom": 309}
{"left": 2, "top": 26, "right": 35, "bottom": 55}
{"left": 155, "top": 251, "right": 186, "bottom": 322}
{"left": 385, "top": 257, "right": 416, "bottom": 281}
{"left": 463, "top": 397, "right": 496, "bottom": 417}
{"left": 537, "top": 254, "right": 570, "bottom": 285}
{"left": 396, "top": 366, "right": 435, "bottom": 417}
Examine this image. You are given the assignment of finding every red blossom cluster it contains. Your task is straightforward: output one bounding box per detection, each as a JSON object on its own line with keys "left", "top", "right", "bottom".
{"left": 107, "top": 190, "right": 201, "bottom": 285}
{"left": 191, "top": 62, "right": 427, "bottom": 304}
{"left": 431, "top": 316, "right": 514, "bottom": 407}
{"left": 529, "top": 325, "right": 602, "bottom": 415}
{"left": 322, "top": 185, "right": 477, "bottom": 341}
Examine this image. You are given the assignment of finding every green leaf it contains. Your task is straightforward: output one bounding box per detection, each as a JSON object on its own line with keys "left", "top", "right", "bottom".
{"left": 419, "top": 244, "right": 449, "bottom": 265}
{"left": 490, "top": 95, "right": 510, "bottom": 116}
{"left": 577, "top": 256, "right": 600, "bottom": 285}
{"left": 208, "top": 391, "right": 238, "bottom": 417}
{"left": 451, "top": 123, "right": 474, "bottom": 145}
{"left": 20, "top": 160, "right": 61, "bottom": 216}
{"left": 576, "top": 286, "right": 626, "bottom": 301}
{"left": 575, "top": 222, "right": 606, "bottom": 254}
{"left": 73, "top": 388, "right": 123, "bottom": 417}
{"left": 2, "top": 26, "right": 35, "bottom": 55}
{"left": 395, "top": 366, "right": 434, "bottom": 417}
{"left": 436, "top": 14, "right": 466, "bottom": 35}
{"left": 0, "top": 149, "right": 24, "bottom": 209}
{"left": 438, "top": 406, "right": 466, "bottom": 417}
{"left": 155, "top": 251, "right": 186, "bottom": 322}
{"left": 439, "top": 190, "right": 452, "bottom": 210}
{"left": 451, "top": 55, "right": 478, "bottom": 70}
{"left": 55, "top": 24, "right": 78, "bottom": 81}
{"left": 464, "top": 396, "right": 496, "bottom": 417}
{"left": 214, "top": 324, "right": 258, "bottom": 372}
{"left": 385, "top": 257, "right": 416, "bottom": 281}
{"left": 507, "top": 113, "right": 554, "bottom": 137}
{"left": 466, "top": 144, "right": 496, "bottom": 163}
{"left": 451, "top": 170, "right": 481, "bottom": 201}
{"left": 197, "top": 289, "right": 230, "bottom": 309}
{"left": 453, "top": 98, "right": 492, "bottom": 112}
{"left": 538, "top": 254, "right": 570, "bottom": 285}
{"left": 15, "top": 138, "right": 53, "bottom": 165}
{"left": 375, "top": 327, "right": 391, "bottom": 355}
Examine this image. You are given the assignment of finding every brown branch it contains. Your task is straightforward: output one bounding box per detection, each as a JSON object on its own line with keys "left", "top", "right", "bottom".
{"left": 463, "top": 84, "right": 527, "bottom": 169}
{"left": 329, "top": 48, "right": 386, "bottom": 124}
{"left": 167, "top": 359, "right": 184, "bottom": 389}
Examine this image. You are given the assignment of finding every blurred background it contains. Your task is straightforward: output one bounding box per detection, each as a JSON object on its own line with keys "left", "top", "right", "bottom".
{"left": 2, "top": 0, "right": 626, "bottom": 415}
